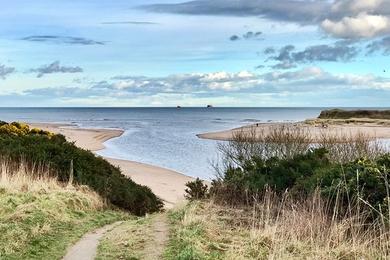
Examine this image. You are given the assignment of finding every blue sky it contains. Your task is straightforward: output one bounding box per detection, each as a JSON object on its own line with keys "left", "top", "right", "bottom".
{"left": 0, "top": 0, "right": 390, "bottom": 107}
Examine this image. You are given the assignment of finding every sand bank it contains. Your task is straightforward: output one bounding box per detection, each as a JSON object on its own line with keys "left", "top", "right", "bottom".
{"left": 29, "top": 123, "right": 194, "bottom": 208}
{"left": 197, "top": 122, "right": 390, "bottom": 142}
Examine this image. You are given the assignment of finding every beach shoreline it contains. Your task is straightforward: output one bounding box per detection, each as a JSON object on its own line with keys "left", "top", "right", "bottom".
{"left": 28, "top": 122, "right": 194, "bottom": 208}
{"left": 197, "top": 121, "right": 390, "bottom": 142}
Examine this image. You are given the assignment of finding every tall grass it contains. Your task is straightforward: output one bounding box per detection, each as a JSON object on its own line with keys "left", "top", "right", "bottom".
{"left": 0, "top": 158, "right": 127, "bottom": 259}
{"left": 169, "top": 185, "right": 390, "bottom": 259}
{"left": 0, "top": 159, "right": 104, "bottom": 209}
{"left": 246, "top": 187, "right": 390, "bottom": 258}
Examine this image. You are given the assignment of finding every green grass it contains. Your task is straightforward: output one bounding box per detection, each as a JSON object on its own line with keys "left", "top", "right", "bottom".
{"left": 0, "top": 176, "right": 129, "bottom": 259}
{"left": 96, "top": 215, "right": 156, "bottom": 260}
{"left": 164, "top": 202, "right": 226, "bottom": 260}
{"left": 318, "top": 109, "right": 390, "bottom": 120}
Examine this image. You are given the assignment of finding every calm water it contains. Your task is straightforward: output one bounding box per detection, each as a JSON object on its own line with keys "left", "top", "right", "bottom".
{"left": 0, "top": 107, "right": 325, "bottom": 179}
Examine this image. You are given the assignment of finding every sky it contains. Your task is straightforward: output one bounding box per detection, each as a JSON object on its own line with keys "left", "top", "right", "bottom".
{"left": 0, "top": 0, "right": 390, "bottom": 107}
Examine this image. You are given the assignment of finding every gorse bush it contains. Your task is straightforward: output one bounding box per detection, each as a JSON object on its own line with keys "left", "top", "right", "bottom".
{"left": 184, "top": 178, "right": 209, "bottom": 201}
{"left": 0, "top": 122, "right": 163, "bottom": 215}
{"left": 213, "top": 125, "right": 390, "bottom": 214}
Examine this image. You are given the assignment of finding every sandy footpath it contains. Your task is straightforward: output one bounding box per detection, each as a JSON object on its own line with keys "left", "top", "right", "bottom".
{"left": 197, "top": 122, "right": 390, "bottom": 142}
{"left": 29, "top": 123, "right": 194, "bottom": 208}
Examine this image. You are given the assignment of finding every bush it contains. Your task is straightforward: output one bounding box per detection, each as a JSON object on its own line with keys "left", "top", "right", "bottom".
{"left": 212, "top": 144, "right": 390, "bottom": 214}
{"left": 0, "top": 122, "right": 163, "bottom": 215}
{"left": 184, "top": 178, "right": 209, "bottom": 201}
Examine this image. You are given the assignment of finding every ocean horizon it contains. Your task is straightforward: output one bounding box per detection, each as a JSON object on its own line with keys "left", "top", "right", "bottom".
{"left": 1, "top": 107, "right": 389, "bottom": 179}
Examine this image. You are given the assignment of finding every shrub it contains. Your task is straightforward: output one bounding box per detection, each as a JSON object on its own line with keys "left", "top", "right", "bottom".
{"left": 0, "top": 122, "right": 163, "bottom": 215}
{"left": 185, "top": 178, "right": 209, "bottom": 201}
{"left": 215, "top": 150, "right": 390, "bottom": 214}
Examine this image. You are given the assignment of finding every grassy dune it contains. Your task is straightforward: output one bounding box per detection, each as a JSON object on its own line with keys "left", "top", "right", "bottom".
{"left": 0, "top": 160, "right": 129, "bottom": 260}
{"left": 319, "top": 109, "right": 390, "bottom": 120}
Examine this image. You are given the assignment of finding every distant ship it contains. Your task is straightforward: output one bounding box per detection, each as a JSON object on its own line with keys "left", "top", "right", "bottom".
{"left": 176, "top": 106, "right": 182, "bottom": 109}
{"left": 206, "top": 105, "right": 213, "bottom": 108}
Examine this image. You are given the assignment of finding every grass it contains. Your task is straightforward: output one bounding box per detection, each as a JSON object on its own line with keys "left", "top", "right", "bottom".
{"left": 318, "top": 109, "right": 390, "bottom": 120}
{"left": 0, "top": 160, "right": 130, "bottom": 260}
{"left": 165, "top": 197, "right": 390, "bottom": 260}
{"left": 305, "top": 117, "right": 390, "bottom": 126}
{"left": 96, "top": 215, "right": 155, "bottom": 260}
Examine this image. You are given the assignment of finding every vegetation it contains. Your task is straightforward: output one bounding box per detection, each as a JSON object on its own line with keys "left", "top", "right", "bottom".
{"left": 0, "top": 121, "right": 163, "bottom": 215}
{"left": 166, "top": 198, "right": 388, "bottom": 259}
{"left": 96, "top": 217, "right": 154, "bottom": 260}
{"left": 318, "top": 109, "right": 390, "bottom": 120}
{"left": 0, "top": 160, "right": 129, "bottom": 260}
{"left": 177, "top": 125, "right": 390, "bottom": 259}
{"left": 210, "top": 126, "right": 388, "bottom": 210}
{"left": 184, "top": 178, "right": 209, "bottom": 201}
{"left": 96, "top": 213, "right": 166, "bottom": 260}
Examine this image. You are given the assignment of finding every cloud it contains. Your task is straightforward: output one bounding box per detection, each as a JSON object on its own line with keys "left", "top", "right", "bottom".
{"left": 21, "top": 35, "right": 105, "bottom": 45}
{"left": 255, "top": 65, "right": 265, "bottom": 69}
{"left": 243, "top": 31, "right": 262, "bottom": 39}
{"left": 101, "top": 21, "right": 159, "bottom": 25}
{"left": 28, "top": 67, "right": 390, "bottom": 97}
{"left": 108, "top": 71, "right": 261, "bottom": 92}
{"left": 367, "top": 36, "right": 390, "bottom": 55}
{"left": 30, "top": 61, "right": 83, "bottom": 78}
{"left": 264, "top": 47, "right": 276, "bottom": 55}
{"left": 143, "top": 0, "right": 390, "bottom": 39}
{"left": 321, "top": 13, "right": 390, "bottom": 39}
{"left": 7, "top": 67, "right": 390, "bottom": 106}
{"left": 229, "top": 35, "right": 240, "bottom": 41}
{"left": 330, "top": 0, "right": 388, "bottom": 16}
{"left": 141, "top": 0, "right": 329, "bottom": 25}
{"left": 230, "top": 31, "right": 262, "bottom": 41}
{"left": 265, "top": 42, "right": 359, "bottom": 69}
{"left": 321, "top": 0, "right": 390, "bottom": 39}
{"left": 0, "top": 64, "right": 15, "bottom": 79}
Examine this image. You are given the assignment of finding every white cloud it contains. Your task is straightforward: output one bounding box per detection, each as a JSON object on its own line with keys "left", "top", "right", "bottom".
{"left": 322, "top": 12, "right": 390, "bottom": 38}
{"left": 4, "top": 67, "right": 390, "bottom": 106}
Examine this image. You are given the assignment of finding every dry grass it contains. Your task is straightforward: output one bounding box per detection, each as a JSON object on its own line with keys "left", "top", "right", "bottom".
{"left": 167, "top": 190, "right": 390, "bottom": 259}
{"left": 0, "top": 159, "right": 103, "bottom": 209}
{"left": 217, "top": 125, "right": 385, "bottom": 169}
{"left": 317, "top": 130, "right": 384, "bottom": 163}
{"left": 0, "top": 159, "right": 127, "bottom": 259}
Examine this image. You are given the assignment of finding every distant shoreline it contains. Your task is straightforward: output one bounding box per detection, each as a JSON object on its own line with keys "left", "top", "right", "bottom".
{"left": 197, "top": 121, "right": 390, "bottom": 142}
{"left": 28, "top": 122, "right": 194, "bottom": 208}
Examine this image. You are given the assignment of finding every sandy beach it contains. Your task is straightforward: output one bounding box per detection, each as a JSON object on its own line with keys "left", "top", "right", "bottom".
{"left": 29, "top": 123, "right": 194, "bottom": 208}
{"left": 197, "top": 122, "right": 390, "bottom": 142}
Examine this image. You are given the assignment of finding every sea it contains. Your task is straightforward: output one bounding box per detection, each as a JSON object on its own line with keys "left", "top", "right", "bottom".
{"left": 0, "top": 107, "right": 343, "bottom": 179}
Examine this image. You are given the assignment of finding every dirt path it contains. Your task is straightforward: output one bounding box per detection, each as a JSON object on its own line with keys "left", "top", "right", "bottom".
{"left": 62, "top": 222, "right": 122, "bottom": 260}
{"left": 143, "top": 214, "right": 170, "bottom": 259}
